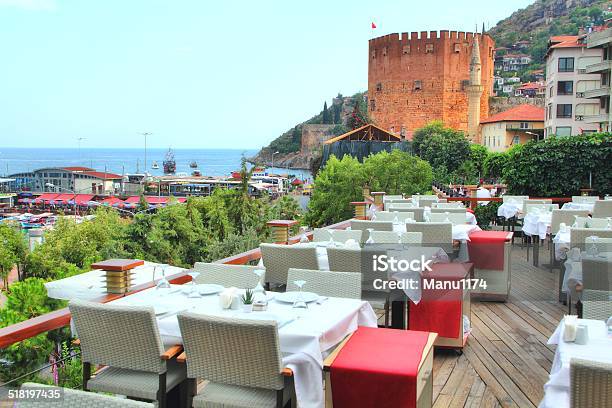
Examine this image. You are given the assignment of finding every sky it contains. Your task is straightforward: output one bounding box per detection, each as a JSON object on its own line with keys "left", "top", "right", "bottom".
{"left": 0, "top": 0, "right": 535, "bottom": 149}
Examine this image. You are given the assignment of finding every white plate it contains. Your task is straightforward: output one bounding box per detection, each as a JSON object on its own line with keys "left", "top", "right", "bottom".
{"left": 197, "top": 284, "right": 224, "bottom": 295}
{"left": 275, "top": 291, "right": 319, "bottom": 304}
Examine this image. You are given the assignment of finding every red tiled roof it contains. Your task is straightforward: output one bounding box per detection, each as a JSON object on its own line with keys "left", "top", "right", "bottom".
{"left": 74, "top": 194, "right": 95, "bottom": 205}
{"left": 517, "top": 82, "right": 544, "bottom": 90}
{"left": 124, "top": 195, "right": 169, "bottom": 204}
{"left": 549, "top": 35, "right": 585, "bottom": 49}
{"left": 480, "top": 105, "right": 545, "bottom": 124}
{"left": 62, "top": 166, "right": 94, "bottom": 172}
{"left": 82, "top": 171, "right": 123, "bottom": 180}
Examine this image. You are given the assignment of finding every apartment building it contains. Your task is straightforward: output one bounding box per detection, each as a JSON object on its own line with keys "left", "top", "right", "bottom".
{"left": 585, "top": 27, "right": 612, "bottom": 131}
{"left": 544, "top": 35, "right": 602, "bottom": 137}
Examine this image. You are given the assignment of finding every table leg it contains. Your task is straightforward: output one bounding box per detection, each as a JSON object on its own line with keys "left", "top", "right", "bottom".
{"left": 533, "top": 237, "right": 539, "bottom": 267}
{"left": 391, "top": 300, "right": 406, "bottom": 329}
{"left": 558, "top": 263, "right": 567, "bottom": 304}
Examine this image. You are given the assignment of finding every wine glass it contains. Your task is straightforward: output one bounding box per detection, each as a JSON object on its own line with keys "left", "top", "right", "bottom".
{"left": 397, "top": 232, "right": 403, "bottom": 244}
{"left": 587, "top": 236, "right": 599, "bottom": 257}
{"left": 187, "top": 271, "right": 201, "bottom": 298}
{"left": 365, "top": 228, "right": 375, "bottom": 245}
{"left": 444, "top": 211, "right": 451, "bottom": 223}
{"left": 328, "top": 230, "right": 336, "bottom": 247}
{"left": 253, "top": 269, "right": 265, "bottom": 295}
{"left": 392, "top": 213, "right": 399, "bottom": 225}
{"left": 292, "top": 280, "right": 308, "bottom": 309}
{"left": 151, "top": 265, "right": 157, "bottom": 283}
{"left": 299, "top": 226, "right": 309, "bottom": 243}
{"left": 155, "top": 264, "right": 171, "bottom": 290}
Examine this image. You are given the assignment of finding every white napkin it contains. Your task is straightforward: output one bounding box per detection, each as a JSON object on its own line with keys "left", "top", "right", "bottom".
{"left": 563, "top": 315, "right": 578, "bottom": 342}
{"left": 344, "top": 239, "right": 360, "bottom": 249}
{"left": 219, "top": 287, "right": 237, "bottom": 309}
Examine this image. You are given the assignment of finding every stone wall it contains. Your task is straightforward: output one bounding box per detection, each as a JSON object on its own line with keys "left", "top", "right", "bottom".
{"left": 301, "top": 124, "right": 336, "bottom": 153}
{"left": 489, "top": 96, "right": 544, "bottom": 115}
{"left": 368, "top": 31, "right": 495, "bottom": 137}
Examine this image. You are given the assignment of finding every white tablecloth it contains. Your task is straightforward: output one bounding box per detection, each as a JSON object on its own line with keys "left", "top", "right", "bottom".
{"left": 561, "top": 202, "right": 595, "bottom": 212}
{"left": 540, "top": 319, "right": 612, "bottom": 408}
{"left": 497, "top": 202, "right": 521, "bottom": 219}
{"left": 45, "top": 262, "right": 185, "bottom": 300}
{"left": 522, "top": 212, "right": 552, "bottom": 240}
{"left": 562, "top": 252, "right": 612, "bottom": 296}
{"left": 553, "top": 230, "right": 571, "bottom": 261}
{"left": 423, "top": 208, "right": 477, "bottom": 225}
{"left": 109, "top": 286, "right": 378, "bottom": 408}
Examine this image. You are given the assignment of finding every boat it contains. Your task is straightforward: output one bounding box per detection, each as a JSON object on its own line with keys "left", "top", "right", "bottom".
{"left": 189, "top": 161, "right": 198, "bottom": 168}
{"left": 191, "top": 170, "right": 202, "bottom": 177}
{"left": 151, "top": 161, "right": 159, "bottom": 170}
{"left": 163, "top": 148, "right": 176, "bottom": 174}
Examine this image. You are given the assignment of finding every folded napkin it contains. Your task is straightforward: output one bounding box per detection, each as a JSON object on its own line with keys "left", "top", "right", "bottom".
{"left": 563, "top": 315, "right": 578, "bottom": 342}
{"left": 219, "top": 287, "right": 238, "bottom": 309}
{"left": 344, "top": 239, "right": 360, "bottom": 249}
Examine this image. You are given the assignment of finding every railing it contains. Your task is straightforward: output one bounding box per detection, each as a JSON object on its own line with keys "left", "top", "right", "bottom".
{"left": 0, "top": 219, "right": 353, "bottom": 349}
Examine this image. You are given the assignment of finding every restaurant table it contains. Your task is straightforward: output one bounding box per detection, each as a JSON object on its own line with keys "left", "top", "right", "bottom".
{"left": 553, "top": 230, "right": 571, "bottom": 261}
{"left": 561, "top": 251, "right": 612, "bottom": 300}
{"left": 45, "top": 261, "right": 185, "bottom": 300}
{"left": 423, "top": 207, "right": 477, "bottom": 225}
{"left": 497, "top": 202, "right": 521, "bottom": 219}
{"left": 540, "top": 318, "right": 612, "bottom": 408}
{"left": 561, "top": 202, "right": 595, "bottom": 212}
{"left": 108, "top": 285, "right": 378, "bottom": 408}
{"left": 391, "top": 222, "right": 481, "bottom": 241}
{"left": 522, "top": 212, "right": 552, "bottom": 240}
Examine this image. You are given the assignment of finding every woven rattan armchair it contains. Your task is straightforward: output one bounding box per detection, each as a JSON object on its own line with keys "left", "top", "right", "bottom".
{"left": 287, "top": 268, "right": 361, "bottom": 299}
{"left": 570, "top": 228, "right": 612, "bottom": 252}
{"left": 368, "top": 231, "right": 423, "bottom": 245}
{"left": 572, "top": 196, "right": 599, "bottom": 203}
{"left": 551, "top": 210, "right": 589, "bottom": 235}
{"left": 405, "top": 222, "right": 452, "bottom": 248}
{"left": 18, "top": 382, "right": 154, "bottom": 407}
{"left": 581, "top": 256, "right": 612, "bottom": 320}
{"left": 570, "top": 358, "right": 612, "bottom": 408}
{"left": 259, "top": 244, "right": 319, "bottom": 289}
{"left": 432, "top": 202, "right": 463, "bottom": 209}
{"left": 68, "top": 300, "right": 186, "bottom": 408}
{"left": 192, "top": 262, "right": 263, "bottom": 289}
{"left": 176, "top": 314, "right": 295, "bottom": 408}
{"left": 312, "top": 228, "right": 362, "bottom": 243}
{"left": 593, "top": 200, "right": 612, "bottom": 218}
{"left": 350, "top": 220, "right": 394, "bottom": 243}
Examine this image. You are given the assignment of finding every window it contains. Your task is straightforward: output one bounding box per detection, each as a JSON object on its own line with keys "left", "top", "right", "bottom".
{"left": 549, "top": 87, "right": 553, "bottom": 97}
{"left": 557, "top": 81, "right": 573, "bottom": 95}
{"left": 556, "top": 104, "right": 572, "bottom": 118}
{"left": 512, "top": 135, "right": 520, "bottom": 145}
{"left": 453, "top": 43, "right": 461, "bottom": 53}
{"left": 371, "top": 50, "right": 376, "bottom": 59}
{"left": 382, "top": 47, "right": 388, "bottom": 56}
{"left": 520, "top": 122, "right": 529, "bottom": 129}
{"left": 425, "top": 43, "right": 434, "bottom": 53}
{"left": 370, "top": 99, "right": 376, "bottom": 111}
{"left": 376, "top": 83, "right": 382, "bottom": 92}
{"left": 413, "top": 80, "right": 422, "bottom": 90}
{"left": 555, "top": 126, "right": 572, "bottom": 136}
{"left": 402, "top": 45, "right": 410, "bottom": 55}
{"left": 558, "top": 57, "right": 574, "bottom": 72}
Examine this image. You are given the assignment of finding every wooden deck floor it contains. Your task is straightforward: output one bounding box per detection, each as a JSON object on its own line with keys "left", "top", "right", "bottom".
{"left": 387, "top": 244, "right": 564, "bottom": 408}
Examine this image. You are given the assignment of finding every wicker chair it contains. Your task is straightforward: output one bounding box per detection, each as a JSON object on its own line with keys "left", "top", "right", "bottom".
{"left": 19, "top": 383, "right": 154, "bottom": 407}
{"left": 585, "top": 236, "right": 612, "bottom": 253}
{"left": 501, "top": 195, "right": 529, "bottom": 203}
{"left": 192, "top": 262, "right": 262, "bottom": 289}
{"left": 430, "top": 207, "right": 466, "bottom": 214}
{"left": 581, "top": 256, "right": 612, "bottom": 320}
{"left": 572, "top": 195, "right": 599, "bottom": 203}
{"left": 428, "top": 210, "right": 466, "bottom": 225}
{"left": 525, "top": 203, "right": 559, "bottom": 214}
{"left": 405, "top": 222, "right": 453, "bottom": 251}
{"left": 326, "top": 247, "right": 391, "bottom": 326}
{"left": 587, "top": 217, "right": 610, "bottom": 229}
{"left": 259, "top": 244, "right": 319, "bottom": 288}
{"left": 551, "top": 210, "right": 589, "bottom": 235}
{"left": 373, "top": 211, "right": 415, "bottom": 223}
{"left": 432, "top": 202, "right": 463, "bottom": 209}
{"left": 570, "top": 358, "right": 612, "bottom": 408}
{"left": 68, "top": 300, "right": 186, "bottom": 408}
{"left": 383, "top": 195, "right": 404, "bottom": 202}
{"left": 415, "top": 197, "right": 438, "bottom": 208}
{"left": 287, "top": 268, "right": 361, "bottom": 299}
{"left": 177, "top": 314, "right": 295, "bottom": 408}
{"left": 368, "top": 231, "right": 422, "bottom": 244}
{"left": 350, "top": 220, "right": 394, "bottom": 243}
{"left": 521, "top": 199, "right": 552, "bottom": 214}
{"left": 312, "top": 228, "right": 362, "bottom": 243}
{"left": 592, "top": 200, "right": 612, "bottom": 218}
{"left": 387, "top": 202, "right": 415, "bottom": 209}
{"left": 570, "top": 228, "right": 612, "bottom": 252}
{"left": 389, "top": 206, "right": 425, "bottom": 221}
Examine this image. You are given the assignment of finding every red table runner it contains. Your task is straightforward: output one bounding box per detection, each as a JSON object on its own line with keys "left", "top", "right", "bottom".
{"left": 467, "top": 231, "right": 509, "bottom": 271}
{"left": 330, "top": 327, "right": 429, "bottom": 408}
{"left": 409, "top": 263, "right": 469, "bottom": 338}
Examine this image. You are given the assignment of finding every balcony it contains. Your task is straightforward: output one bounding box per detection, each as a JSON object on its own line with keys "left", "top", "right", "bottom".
{"left": 582, "top": 86, "right": 611, "bottom": 99}
{"left": 583, "top": 112, "right": 612, "bottom": 123}
{"left": 587, "top": 28, "right": 612, "bottom": 48}
{"left": 585, "top": 60, "right": 612, "bottom": 74}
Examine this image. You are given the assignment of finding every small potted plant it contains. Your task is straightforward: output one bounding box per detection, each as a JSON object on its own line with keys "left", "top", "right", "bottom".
{"left": 241, "top": 289, "right": 254, "bottom": 313}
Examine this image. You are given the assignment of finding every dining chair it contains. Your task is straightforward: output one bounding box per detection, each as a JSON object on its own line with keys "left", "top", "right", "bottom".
{"left": 326, "top": 247, "right": 391, "bottom": 326}
{"left": 438, "top": 198, "right": 448, "bottom": 203}
{"left": 312, "top": 228, "right": 362, "bottom": 243}
{"left": 384, "top": 198, "right": 413, "bottom": 211}
{"left": 525, "top": 203, "right": 559, "bottom": 214}
{"left": 350, "top": 220, "right": 393, "bottom": 243}
{"left": 19, "top": 382, "right": 154, "bottom": 407}
{"left": 260, "top": 244, "right": 319, "bottom": 289}
{"left": 430, "top": 207, "right": 466, "bottom": 214}
{"left": 387, "top": 202, "right": 415, "bottom": 209}
{"left": 368, "top": 231, "right": 422, "bottom": 245}
{"left": 427, "top": 212, "right": 450, "bottom": 223}
{"left": 570, "top": 358, "right": 612, "bottom": 408}
{"left": 389, "top": 206, "right": 425, "bottom": 221}
{"left": 383, "top": 195, "right": 404, "bottom": 202}
{"left": 415, "top": 197, "right": 438, "bottom": 208}
{"left": 551, "top": 210, "right": 589, "bottom": 235}
{"left": 573, "top": 216, "right": 591, "bottom": 228}
{"left": 593, "top": 200, "right": 612, "bottom": 218}
{"left": 177, "top": 314, "right": 295, "bottom": 408}
{"left": 570, "top": 228, "right": 612, "bottom": 252}
{"left": 405, "top": 222, "right": 453, "bottom": 248}
{"left": 192, "top": 262, "right": 262, "bottom": 289}
{"left": 585, "top": 236, "right": 612, "bottom": 253}
{"left": 572, "top": 196, "right": 599, "bottom": 203}
{"left": 431, "top": 202, "right": 463, "bottom": 209}
{"left": 371, "top": 211, "right": 396, "bottom": 222}
{"left": 521, "top": 199, "right": 552, "bottom": 214}
{"left": 501, "top": 195, "right": 529, "bottom": 204}
{"left": 587, "top": 217, "right": 610, "bottom": 229}
{"left": 68, "top": 300, "right": 186, "bottom": 408}
{"left": 287, "top": 268, "right": 361, "bottom": 299}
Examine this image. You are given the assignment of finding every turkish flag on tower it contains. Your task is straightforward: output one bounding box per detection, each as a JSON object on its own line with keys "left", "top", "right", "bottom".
{"left": 371, "top": 22, "right": 377, "bottom": 29}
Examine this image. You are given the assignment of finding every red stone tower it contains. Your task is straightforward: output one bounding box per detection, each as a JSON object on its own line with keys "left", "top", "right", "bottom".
{"left": 367, "top": 30, "right": 495, "bottom": 138}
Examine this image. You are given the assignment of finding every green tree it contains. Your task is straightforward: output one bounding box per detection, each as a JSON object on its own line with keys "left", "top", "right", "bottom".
{"left": 418, "top": 126, "right": 470, "bottom": 174}
{"left": 362, "top": 150, "right": 432, "bottom": 196}
{"left": 270, "top": 195, "right": 302, "bottom": 221}
{"left": 483, "top": 151, "right": 509, "bottom": 180}
{"left": 137, "top": 194, "right": 149, "bottom": 213}
{"left": 469, "top": 144, "right": 490, "bottom": 178}
{"left": 322, "top": 101, "right": 330, "bottom": 124}
{"left": 0, "top": 225, "right": 27, "bottom": 287}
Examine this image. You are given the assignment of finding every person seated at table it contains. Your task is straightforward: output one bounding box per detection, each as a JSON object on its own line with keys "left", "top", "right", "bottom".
{"left": 476, "top": 183, "right": 491, "bottom": 206}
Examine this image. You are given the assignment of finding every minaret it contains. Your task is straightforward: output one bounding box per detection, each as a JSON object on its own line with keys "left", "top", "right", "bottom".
{"left": 466, "top": 34, "right": 483, "bottom": 142}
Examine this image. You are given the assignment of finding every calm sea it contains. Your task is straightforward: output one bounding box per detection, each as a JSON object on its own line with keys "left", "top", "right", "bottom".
{"left": 0, "top": 148, "right": 312, "bottom": 180}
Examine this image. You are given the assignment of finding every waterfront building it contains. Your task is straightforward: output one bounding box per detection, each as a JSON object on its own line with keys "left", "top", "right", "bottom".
{"left": 585, "top": 26, "right": 612, "bottom": 131}
{"left": 8, "top": 166, "right": 123, "bottom": 195}
{"left": 544, "top": 35, "right": 602, "bottom": 137}
{"left": 480, "top": 104, "right": 545, "bottom": 152}
{"left": 367, "top": 30, "right": 494, "bottom": 141}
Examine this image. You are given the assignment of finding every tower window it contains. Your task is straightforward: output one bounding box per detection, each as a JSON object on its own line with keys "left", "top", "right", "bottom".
{"left": 425, "top": 43, "right": 434, "bottom": 53}
{"left": 402, "top": 45, "right": 410, "bottom": 55}
{"left": 376, "top": 83, "right": 382, "bottom": 92}
{"left": 454, "top": 43, "right": 461, "bottom": 53}
{"left": 414, "top": 80, "right": 422, "bottom": 90}
{"left": 370, "top": 99, "right": 376, "bottom": 111}
{"left": 371, "top": 50, "right": 376, "bottom": 59}
{"left": 382, "top": 47, "right": 388, "bottom": 56}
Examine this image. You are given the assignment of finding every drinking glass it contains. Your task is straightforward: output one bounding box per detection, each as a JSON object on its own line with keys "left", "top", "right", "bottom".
{"left": 253, "top": 269, "right": 265, "bottom": 295}
{"left": 587, "top": 236, "right": 599, "bottom": 257}
{"left": 365, "top": 228, "right": 375, "bottom": 245}
{"left": 292, "top": 280, "right": 308, "bottom": 309}
{"left": 155, "top": 264, "right": 171, "bottom": 290}
{"left": 187, "top": 271, "right": 201, "bottom": 298}
{"left": 299, "top": 226, "right": 309, "bottom": 243}
{"left": 328, "top": 230, "right": 336, "bottom": 247}
{"left": 396, "top": 232, "right": 403, "bottom": 244}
